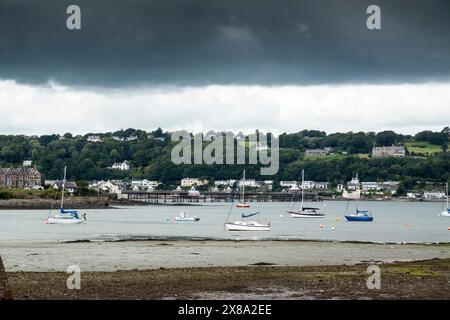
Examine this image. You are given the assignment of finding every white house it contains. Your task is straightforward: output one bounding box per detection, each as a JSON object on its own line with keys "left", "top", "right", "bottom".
{"left": 22, "top": 160, "right": 33, "bottom": 167}
{"left": 214, "top": 179, "right": 236, "bottom": 187}
{"left": 53, "top": 181, "right": 78, "bottom": 194}
{"left": 239, "top": 179, "right": 259, "bottom": 188}
{"left": 131, "top": 179, "right": 160, "bottom": 190}
{"left": 87, "top": 135, "right": 102, "bottom": 143}
{"left": 361, "top": 182, "right": 382, "bottom": 192}
{"left": 90, "top": 180, "right": 121, "bottom": 194}
{"left": 111, "top": 161, "right": 130, "bottom": 171}
{"left": 347, "top": 174, "right": 360, "bottom": 191}
{"left": 315, "top": 182, "right": 329, "bottom": 190}
{"left": 280, "top": 181, "right": 298, "bottom": 188}
{"left": 424, "top": 191, "right": 446, "bottom": 199}
{"left": 301, "top": 180, "right": 316, "bottom": 190}
{"left": 126, "top": 135, "right": 138, "bottom": 141}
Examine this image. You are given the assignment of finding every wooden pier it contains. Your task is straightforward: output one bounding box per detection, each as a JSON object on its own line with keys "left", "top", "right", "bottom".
{"left": 122, "top": 191, "right": 326, "bottom": 204}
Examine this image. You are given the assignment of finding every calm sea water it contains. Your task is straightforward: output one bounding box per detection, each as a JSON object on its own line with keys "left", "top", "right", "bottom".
{"left": 0, "top": 201, "right": 449, "bottom": 243}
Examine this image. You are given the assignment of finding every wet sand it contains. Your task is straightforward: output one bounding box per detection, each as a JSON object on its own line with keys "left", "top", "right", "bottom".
{"left": 1, "top": 240, "right": 450, "bottom": 272}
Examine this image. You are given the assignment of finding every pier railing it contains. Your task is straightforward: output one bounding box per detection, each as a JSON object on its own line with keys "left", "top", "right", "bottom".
{"left": 121, "top": 191, "right": 327, "bottom": 204}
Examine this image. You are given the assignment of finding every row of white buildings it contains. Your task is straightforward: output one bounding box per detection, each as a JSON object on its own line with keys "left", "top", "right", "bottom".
{"left": 86, "top": 134, "right": 166, "bottom": 143}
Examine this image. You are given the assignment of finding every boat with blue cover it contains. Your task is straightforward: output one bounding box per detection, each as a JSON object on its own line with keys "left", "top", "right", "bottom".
{"left": 46, "top": 166, "right": 87, "bottom": 224}
{"left": 344, "top": 183, "right": 373, "bottom": 222}
{"left": 345, "top": 209, "right": 374, "bottom": 221}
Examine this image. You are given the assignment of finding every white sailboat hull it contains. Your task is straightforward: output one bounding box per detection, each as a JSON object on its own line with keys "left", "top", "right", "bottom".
{"left": 440, "top": 210, "right": 450, "bottom": 217}
{"left": 288, "top": 211, "right": 325, "bottom": 218}
{"left": 47, "top": 216, "right": 86, "bottom": 224}
{"left": 225, "top": 221, "right": 270, "bottom": 231}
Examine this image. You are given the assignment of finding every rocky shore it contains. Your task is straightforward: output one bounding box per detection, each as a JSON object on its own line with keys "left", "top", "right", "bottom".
{"left": 0, "top": 197, "right": 109, "bottom": 210}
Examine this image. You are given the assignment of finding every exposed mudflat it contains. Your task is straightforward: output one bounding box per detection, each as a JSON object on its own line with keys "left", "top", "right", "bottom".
{"left": 7, "top": 259, "right": 450, "bottom": 299}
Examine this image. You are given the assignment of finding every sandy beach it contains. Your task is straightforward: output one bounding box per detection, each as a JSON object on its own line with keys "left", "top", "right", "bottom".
{"left": 1, "top": 240, "right": 449, "bottom": 272}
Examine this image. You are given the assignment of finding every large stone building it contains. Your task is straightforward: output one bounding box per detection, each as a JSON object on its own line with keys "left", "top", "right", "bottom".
{"left": 180, "top": 178, "right": 208, "bottom": 187}
{"left": 0, "top": 167, "right": 42, "bottom": 188}
{"left": 372, "top": 145, "right": 406, "bottom": 158}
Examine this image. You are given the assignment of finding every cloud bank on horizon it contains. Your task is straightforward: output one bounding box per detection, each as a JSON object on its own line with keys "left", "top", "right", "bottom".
{"left": 0, "top": 0, "right": 449, "bottom": 134}
{"left": 1, "top": 80, "right": 449, "bottom": 136}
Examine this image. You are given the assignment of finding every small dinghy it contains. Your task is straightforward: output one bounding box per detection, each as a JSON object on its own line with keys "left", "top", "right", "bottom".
{"left": 175, "top": 211, "right": 200, "bottom": 222}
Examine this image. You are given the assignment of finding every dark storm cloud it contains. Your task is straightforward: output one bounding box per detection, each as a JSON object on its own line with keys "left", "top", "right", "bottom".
{"left": 0, "top": 0, "right": 450, "bottom": 86}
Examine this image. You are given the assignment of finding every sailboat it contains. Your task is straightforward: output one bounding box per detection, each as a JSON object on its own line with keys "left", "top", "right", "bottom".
{"left": 344, "top": 186, "right": 373, "bottom": 222}
{"left": 175, "top": 211, "right": 200, "bottom": 222}
{"left": 225, "top": 170, "right": 270, "bottom": 231}
{"left": 440, "top": 183, "right": 450, "bottom": 217}
{"left": 46, "top": 166, "right": 86, "bottom": 224}
{"left": 287, "top": 169, "right": 325, "bottom": 218}
{"left": 236, "top": 169, "right": 250, "bottom": 208}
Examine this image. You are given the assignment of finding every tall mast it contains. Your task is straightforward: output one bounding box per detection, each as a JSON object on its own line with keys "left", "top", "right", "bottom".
{"left": 242, "top": 169, "right": 245, "bottom": 203}
{"left": 447, "top": 182, "right": 449, "bottom": 209}
{"left": 301, "top": 169, "right": 304, "bottom": 207}
{"left": 60, "top": 166, "right": 66, "bottom": 209}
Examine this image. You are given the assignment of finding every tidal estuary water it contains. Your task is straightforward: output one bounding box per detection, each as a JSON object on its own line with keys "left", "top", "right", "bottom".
{"left": 0, "top": 201, "right": 449, "bottom": 244}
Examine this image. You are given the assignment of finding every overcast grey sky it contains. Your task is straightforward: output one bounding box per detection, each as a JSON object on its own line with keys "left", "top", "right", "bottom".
{"left": 0, "top": 0, "right": 449, "bottom": 134}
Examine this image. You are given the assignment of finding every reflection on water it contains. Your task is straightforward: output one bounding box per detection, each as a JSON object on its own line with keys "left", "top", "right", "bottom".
{"left": 0, "top": 201, "right": 449, "bottom": 243}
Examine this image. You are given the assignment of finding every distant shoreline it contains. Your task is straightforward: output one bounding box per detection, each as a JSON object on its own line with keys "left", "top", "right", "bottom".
{"left": 0, "top": 196, "right": 445, "bottom": 210}
{"left": 0, "top": 197, "right": 109, "bottom": 210}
